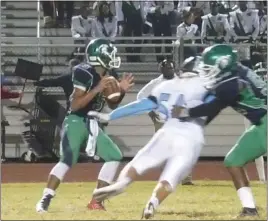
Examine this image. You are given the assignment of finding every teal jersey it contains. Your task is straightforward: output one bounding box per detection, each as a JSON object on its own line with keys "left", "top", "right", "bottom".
{"left": 213, "top": 63, "right": 266, "bottom": 125}
{"left": 69, "top": 63, "right": 105, "bottom": 117}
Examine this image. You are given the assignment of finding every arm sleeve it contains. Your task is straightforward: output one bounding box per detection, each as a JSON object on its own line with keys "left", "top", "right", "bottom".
{"left": 137, "top": 79, "right": 159, "bottom": 100}
{"left": 109, "top": 98, "right": 158, "bottom": 121}
{"left": 188, "top": 79, "right": 240, "bottom": 118}
{"left": 188, "top": 96, "right": 227, "bottom": 118}
{"left": 35, "top": 75, "right": 67, "bottom": 88}
{"left": 72, "top": 68, "right": 93, "bottom": 91}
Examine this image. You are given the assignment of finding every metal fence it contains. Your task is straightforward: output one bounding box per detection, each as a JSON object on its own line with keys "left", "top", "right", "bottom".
{"left": 2, "top": 36, "right": 266, "bottom": 73}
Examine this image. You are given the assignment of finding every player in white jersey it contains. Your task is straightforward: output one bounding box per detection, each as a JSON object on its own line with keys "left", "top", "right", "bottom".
{"left": 88, "top": 67, "right": 215, "bottom": 219}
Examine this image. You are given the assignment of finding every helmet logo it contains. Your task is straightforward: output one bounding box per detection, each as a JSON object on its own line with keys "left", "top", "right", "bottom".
{"left": 216, "top": 55, "right": 231, "bottom": 69}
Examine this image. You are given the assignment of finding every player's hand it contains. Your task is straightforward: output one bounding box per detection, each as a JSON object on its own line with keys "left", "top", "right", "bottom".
{"left": 119, "top": 73, "right": 134, "bottom": 92}
{"left": 94, "top": 76, "right": 112, "bottom": 93}
{"left": 148, "top": 111, "right": 161, "bottom": 122}
{"left": 87, "top": 111, "right": 110, "bottom": 122}
{"left": 171, "top": 106, "right": 187, "bottom": 118}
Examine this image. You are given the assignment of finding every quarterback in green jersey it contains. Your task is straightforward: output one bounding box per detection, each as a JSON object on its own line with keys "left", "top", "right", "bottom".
{"left": 36, "top": 39, "right": 134, "bottom": 213}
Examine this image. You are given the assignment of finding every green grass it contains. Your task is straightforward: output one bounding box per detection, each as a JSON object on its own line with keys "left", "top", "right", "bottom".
{"left": 1, "top": 181, "right": 266, "bottom": 220}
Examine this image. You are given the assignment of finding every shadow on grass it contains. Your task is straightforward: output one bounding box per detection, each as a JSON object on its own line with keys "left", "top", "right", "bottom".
{"left": 159, "top": 210, "right": 220, "bottom": 218}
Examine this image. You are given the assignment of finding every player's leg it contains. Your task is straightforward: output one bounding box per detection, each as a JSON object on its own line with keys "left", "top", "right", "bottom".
{"left": 244, "top": 118, "right": 266, "bottom": 183}
{"left": 224, "top": 115, "right": 267, "bottom": 217}
{"left": 36, "top": 115, "right": 88, "bottom": 212}
{"left": 154, "top": 121, "right": 194, "bottom": 185}
{"left": 88, "top": 128, "right": 122, "bottom": 210}
{"left": 255, "top": 156, "right": 266, "bottom": 183}
{"left": 142, "top": 136, "right": 202, "bottom": 219}
{"left": 92, "top": 129, "right": 170, "bottom": 202}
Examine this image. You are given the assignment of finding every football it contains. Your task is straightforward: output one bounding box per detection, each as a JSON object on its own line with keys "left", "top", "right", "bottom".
{"left": 103, "top": 76, "right": 121, "bottom": 103}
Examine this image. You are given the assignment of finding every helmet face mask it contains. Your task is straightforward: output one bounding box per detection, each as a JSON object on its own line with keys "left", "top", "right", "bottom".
{"left": 197, "top": 45, "right": 237, "bottom": 89}
{"left": 86, "top": 39, "right": 121, "bottom": 70}
{"left": 96, "top": 44, "right": 121, "bottom": 69}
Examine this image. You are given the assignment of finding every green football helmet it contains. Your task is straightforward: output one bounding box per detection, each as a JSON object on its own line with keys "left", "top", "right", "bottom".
{"left": 197, "top": 44, "right": 238, "bottom": 88}
{"left": 85, "top": 38, "right": 121, "bottom": 70}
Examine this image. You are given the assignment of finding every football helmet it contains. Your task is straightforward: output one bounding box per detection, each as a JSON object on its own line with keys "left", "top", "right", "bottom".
{"left": 85, "top": 38, "right": 121, "bottom": 70}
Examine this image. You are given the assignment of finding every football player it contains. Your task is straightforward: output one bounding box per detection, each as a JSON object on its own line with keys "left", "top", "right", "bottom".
{"left": 137, "top": 57, "right": 201, "bottom": 185}
{"left": 87, "top": 60, "right": 215, "bottom": 219}
{"left": 172, "top": 44, "right": 266, "bottom": 217}
{"left": 36, "top": 38, "right": 134, "bottom": 212}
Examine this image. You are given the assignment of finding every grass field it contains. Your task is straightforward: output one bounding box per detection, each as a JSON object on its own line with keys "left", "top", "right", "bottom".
{"left": 2, "top": 181, "right": 266, "bottom": 220}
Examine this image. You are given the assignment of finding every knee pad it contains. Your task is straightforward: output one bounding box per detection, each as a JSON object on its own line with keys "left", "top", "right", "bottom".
{"left": 50, "top": 162, "right": 70, "bottom": 181}
{"left": 159, "top": 180, "right": 174, "bottom": 193}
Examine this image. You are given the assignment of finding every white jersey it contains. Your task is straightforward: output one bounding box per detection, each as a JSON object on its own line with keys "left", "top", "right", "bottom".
{"left": 150, "top": 75, "right": 208, "bottom": 142}
{"left": 137, "top": 75, "right": 179, "bottom": 123}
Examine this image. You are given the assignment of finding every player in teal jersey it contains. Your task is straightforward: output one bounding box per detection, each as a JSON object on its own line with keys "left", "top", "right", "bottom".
{"left": 172, "top": 44, "right": 266, "bottom": 217}
{"left": 36, "top": 38, "right": 134, "bottom": 213}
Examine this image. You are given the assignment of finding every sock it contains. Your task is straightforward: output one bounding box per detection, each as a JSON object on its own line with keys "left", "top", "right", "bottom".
{"left": 147, "top": 194, "right": 159, "bottom": 209}
{"left": 237, "top": 187, "right": 256, "bottom": 208}
{"left": 97, "top": 161, "right": 120, "bottom": 184}
{"left": 255, "top": 156, "right": 266, "bottom": 181}
{"left": 43, "top": 188, "right": 55, "bottom": 197}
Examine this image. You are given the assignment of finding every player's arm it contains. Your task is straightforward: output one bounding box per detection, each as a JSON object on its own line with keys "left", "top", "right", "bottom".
{"left": 70, "top": 68, "right": 108, "bottom": 111}
{"left": 178, "top": 79, "right": 240, "bottom": 119}
{"left": 88, "top": 96, "right": 159, "bottom": 121}
{"left": 109, "top": 96, "right": 158, "bottom": 120}
{"left": 34, "top": 74, "right": 69, "bottom": 88}
{"left": 137, "top": 79, "right": 161, "bottom": 122}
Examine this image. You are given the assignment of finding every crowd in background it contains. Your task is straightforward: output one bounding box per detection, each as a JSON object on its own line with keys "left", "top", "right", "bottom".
{"left": 40, "top": 0, "right": 267, "bottom": 68}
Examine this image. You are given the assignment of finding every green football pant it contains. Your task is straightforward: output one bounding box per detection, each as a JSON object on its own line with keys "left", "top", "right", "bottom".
{"left": 59, "top": 114, "right": 122, "bottom": 167}
{"left": 224, "top": 114, "right": 267, "bottom": 167}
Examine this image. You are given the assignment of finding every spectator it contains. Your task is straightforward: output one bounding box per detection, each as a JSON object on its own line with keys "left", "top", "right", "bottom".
{"left": 201, "top": 2, "right": 236, "bottom": 44}
{"left": 71, "top": 5, "right": 92, "bottom": 62}
{"left": 176, "top": 9, "right": 199, "bottom": 59}
{"left": 146, "top": 1, "right": 174, "bottom": 63}
{"left": 257, "top": 1, "right": 267, "bottom": 39}
{"left": 177, "top": 1, "right": 210, "bottom": 30}
{"left": 92, "top": 1, "right": 117, "bottom": 42}
{"left": 251, "top": 1, "right": 267, "bottom": 65}
{"left": 41, "top": 1, "right": 56, "bottom": 28}
{"left": 229, "top": 1, "right": 259, "bottom": 68}
{"left": 55, "top": 1, "right": 74, "bottom": 28}
{"left": 177, "top": 1, "right": 210, "bottom": 15}
{"left": 115, "top": 1, "right": 146, "bottom": 62}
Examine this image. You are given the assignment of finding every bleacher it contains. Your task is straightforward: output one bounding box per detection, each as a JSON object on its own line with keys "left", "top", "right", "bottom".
{"left": 1, "top": 1, "right": 249, "bottom": 160}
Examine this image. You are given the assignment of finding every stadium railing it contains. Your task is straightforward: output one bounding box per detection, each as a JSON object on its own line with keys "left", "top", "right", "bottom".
{"left": 2, "top": 36, "right": 266, "bottom": 77}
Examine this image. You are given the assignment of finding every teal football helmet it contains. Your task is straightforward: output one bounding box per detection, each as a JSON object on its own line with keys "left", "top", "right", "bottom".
{"left": 85, "top": 38, "right": 121, "bottom": 70}
{"left": 197, "top": 44, "right": 238, "bottom": 88}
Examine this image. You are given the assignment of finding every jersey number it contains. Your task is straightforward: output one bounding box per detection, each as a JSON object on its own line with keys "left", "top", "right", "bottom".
{"left": 159, "top": 93, "right": 186, "bottom": 107}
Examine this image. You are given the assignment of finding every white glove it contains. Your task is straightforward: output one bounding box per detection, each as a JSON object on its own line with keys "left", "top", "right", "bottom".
{"left": 87, "top": 111, "right": 110, "bottom": 122}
